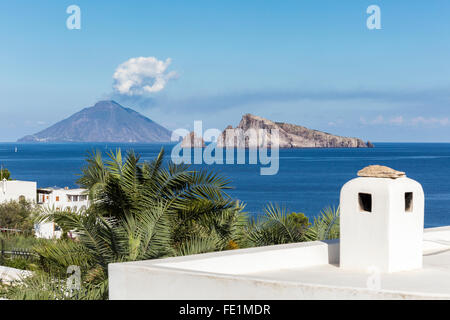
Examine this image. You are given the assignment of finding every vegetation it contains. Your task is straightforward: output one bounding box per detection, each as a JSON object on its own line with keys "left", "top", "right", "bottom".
{"left": 0, "top": 147, "right": 340, "bottom": 300}
{"left": 0, "top": 200, "right": 37, "bottom": 233}
{"left": 0, "top": 167, "right": 11, "bottom": 180}
{"left": 0, "top": 233, "right": 41, "bottom": 249}
{"left": 245, "top": 204, "right": 339, "bottom": 247}
{"left": 0, "top": 234, "right": 48, "bottom": 272}
{"left": 245, "top": 204, "right": 309, "bottom": 247}
{"left": 0, "top": 257, "right": 38, "bottom": 271}
{"left": 305, "top": 206, "right": 340, "bottom": 241}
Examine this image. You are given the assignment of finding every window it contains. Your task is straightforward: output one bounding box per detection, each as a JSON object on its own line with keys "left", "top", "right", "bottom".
{"left": 56, "top": 196, "right": 60, "bottom": 202}
{"left": 359, "top": 193, "right": 372, "bottom": 213}
{"left": 405, "top": 192, "right": 413, "bottom": 212}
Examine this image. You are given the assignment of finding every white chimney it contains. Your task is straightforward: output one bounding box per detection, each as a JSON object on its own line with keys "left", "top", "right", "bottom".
{"left": 340, "top": 165, "right": 425, "bottom": 273}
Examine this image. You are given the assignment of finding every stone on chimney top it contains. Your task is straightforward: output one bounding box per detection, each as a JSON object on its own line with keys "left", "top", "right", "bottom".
{"left": 357, "top": 165, "right": 406, "bottom": 179}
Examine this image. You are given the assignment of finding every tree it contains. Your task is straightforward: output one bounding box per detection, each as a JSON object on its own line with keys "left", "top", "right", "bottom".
{"left": 4, "top": 147, "right": 340, "bottom": 300}
{"left": 0, "top": 168, "right": 11, "bottom": 180}
{"left": 22, "top": 147, "right": 247, "bottom": 299}
{"left": 0, "top": 200, "right": 36, "bottom": 232}
{"left": 288, "top": 212, "right": 311, "bottom": 230}
{"left": 76, "top": 148, "right": 247, "bottom": 251}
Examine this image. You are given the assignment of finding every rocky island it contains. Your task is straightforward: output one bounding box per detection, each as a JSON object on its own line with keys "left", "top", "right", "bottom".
{"left": 180, "top": 132, "right": 206, "bottom": 148}
{"left": 216, "top": 114, "right": 372, "bottom": 148}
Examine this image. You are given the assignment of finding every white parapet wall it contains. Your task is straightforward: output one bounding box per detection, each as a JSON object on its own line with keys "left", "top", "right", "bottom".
{"left": 109, "top": 227, "right": 450, "bottom": 300}
{"left": 109, "top": 240, "right": 340, "bottom": 300}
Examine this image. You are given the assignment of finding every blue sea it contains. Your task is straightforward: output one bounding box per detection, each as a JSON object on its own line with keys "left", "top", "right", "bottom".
{"left": 0, "top": 143, "right": 449, "bottom": 228}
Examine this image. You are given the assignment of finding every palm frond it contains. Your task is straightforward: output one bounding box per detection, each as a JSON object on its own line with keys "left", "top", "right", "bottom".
{"left": 176, "top": 236, "right": 221, "bottom": 256}
{"left": 246, "top": 203, "right": 307, "bottom": 247}
{"left": 305, "top": 206, "right": 340, "bottom": 241}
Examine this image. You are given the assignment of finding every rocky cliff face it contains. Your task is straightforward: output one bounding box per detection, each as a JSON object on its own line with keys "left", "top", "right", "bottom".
{"left": 18, "top": 100, "right": 172, "bottom": 143}
{"left": 216, "top": 114, "right": 371, "bottom": 148}
{"left": 181, "top": 132, "right": 206, "bottom": 148}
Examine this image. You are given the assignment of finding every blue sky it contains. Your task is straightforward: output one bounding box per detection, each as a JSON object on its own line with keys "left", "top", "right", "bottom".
{"left": 0, "top": 0, "right": 449, "bottom": 142}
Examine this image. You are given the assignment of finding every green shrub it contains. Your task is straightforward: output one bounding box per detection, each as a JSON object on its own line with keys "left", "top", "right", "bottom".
{"left": 0, "top": 234, "right": 43, "bottom": 251}
{"left": 0, "top": 200, "right": 38, "bottom": 233}
{"left": 1, "top": 257, "right": 38, "bottom": 271}
{"left": 0, "top": 168, "right": 11, "bottom": 180}
{"left": 287, "top": 212, "right": 311, "bottom": 230}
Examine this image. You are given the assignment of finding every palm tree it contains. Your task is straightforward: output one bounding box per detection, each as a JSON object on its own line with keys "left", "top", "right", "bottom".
{"left": 3, "top": 148, "right": 341, "bottom": 300}
{"left": 77, "top": 147, "right": 246, "bottom": 248}
{"left": 305, "top": 206, "right": 340, "bottom": 241}
{"left": 16, "top": 147, "right": 247, "bottom": 300}
{"left": 245, "top": 204, "right": 340, "bottom": 247}
{"left": 245, "top": 204, "right": 310, "bottom": 247}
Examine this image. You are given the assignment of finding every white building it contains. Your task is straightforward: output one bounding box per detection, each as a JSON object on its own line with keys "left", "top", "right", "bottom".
{"left": 0, "top": 179, "right": 37, "bottom": 203}
{"left": 35, "top": 187, "right": 90, "bottom": 239}
{"left": 0, "top": 177, "right": 90, "bottom": 239}
{"left": 37, "top": 187, "right": 89, "bottom": 212}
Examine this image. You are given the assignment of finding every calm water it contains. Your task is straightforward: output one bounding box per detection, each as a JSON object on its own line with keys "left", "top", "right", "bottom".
{"left": 0, "top": 143, "right": 449, "bottom": 228}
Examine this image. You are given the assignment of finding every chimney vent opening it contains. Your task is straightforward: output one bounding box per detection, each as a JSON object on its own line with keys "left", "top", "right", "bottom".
{"left": 358, "top": 193, "right": 372, "bottom": 213}
{"left": 405, "top": 192, "right": 413, "bottom": 212}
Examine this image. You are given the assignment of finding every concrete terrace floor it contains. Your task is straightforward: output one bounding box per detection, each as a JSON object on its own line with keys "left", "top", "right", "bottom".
{"left": 243, "top": 227, "right": 450, "bottom": 298}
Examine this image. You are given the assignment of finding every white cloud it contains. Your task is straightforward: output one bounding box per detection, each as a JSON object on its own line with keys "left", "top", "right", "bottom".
{"left": 371, "top": 115, "right": 384, "bottom": 125}
{"left": 359, "top": 115, "right": 385, "bottom": 125}
{"left": 389, "top": 116, "right": 404, "bottom": 125}
{"left": 24, "top": 120, "right": 47, "bottom": 127}
{"left": 360, "top": 115, "right": 449, "bottom": 127}
{"left": 328, "top": 119, "right": 343, "bottom": 127}
{"left": 359, "top": 116, "right": 367, "bottom": 125}
{"left": 113, "top": 57, "right": 177, "bottom": 96}
{"left": 411, "top": 116, "right": 449, "bottom": 126}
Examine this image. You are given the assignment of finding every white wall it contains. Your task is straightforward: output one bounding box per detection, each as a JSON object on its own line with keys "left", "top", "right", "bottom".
{"left": 34, "top": 221, "right": 63, "bottom": 239}
{"left": 109, "top": 240, "right": 340, "bottom": 300}
{"left": 0, "top": 180, "right": 36, "bottom": 203}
